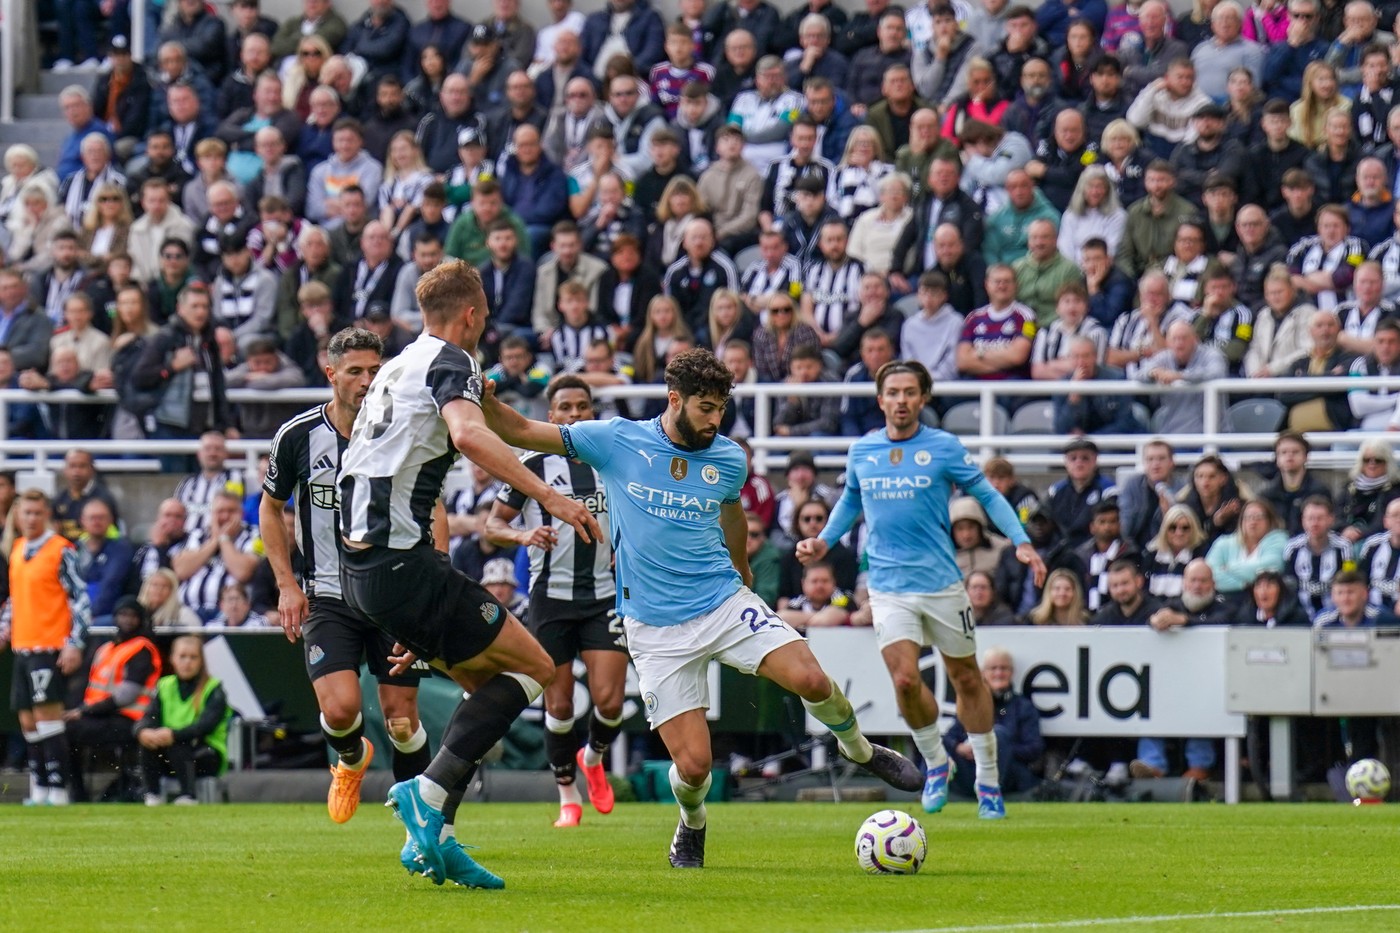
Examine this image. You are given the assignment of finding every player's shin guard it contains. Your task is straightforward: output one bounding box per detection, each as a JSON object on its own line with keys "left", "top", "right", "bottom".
{"left": 669, "top": 763, "right": 711, "bottom": 830}
{"left": 321, "top": 711, "right": 367, "bottom": 766}
{"left": 802, "top": 678, "right": 874, "bottom": 764}
{"left": 22, "top": 731, "right": 43, "bottom": 801}
{"left": 35, "top": 720, "right": 69, "bottom": 795}
{"left": 424, "top": 674, "right": 541, "bottom": 815}
{"left": 388, "top": 720, "right": 431, "bottom": 782}
{"left": 544, "top": 714, "right": 578, "bottom": 786}
{"left": 969, "top": 731, "right": 1000, "bottom": 788}
{"left": 583, "top": 709, "right": 624, "bottom": 768}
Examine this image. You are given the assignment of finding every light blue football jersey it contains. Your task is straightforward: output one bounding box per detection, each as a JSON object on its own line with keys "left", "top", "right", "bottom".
{"left": 820, "top": 425, "right": 1030, "bottom": 594}
{"left": 561, "top": 417, "right": 747, "bottom": 626}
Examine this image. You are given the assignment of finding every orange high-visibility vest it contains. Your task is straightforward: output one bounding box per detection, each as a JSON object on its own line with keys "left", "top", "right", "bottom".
{"left": 9, "top": 536, "right": 74, "bottom": 652}
{"left": 83, "top": 637, "right": 162, "bottom": 721}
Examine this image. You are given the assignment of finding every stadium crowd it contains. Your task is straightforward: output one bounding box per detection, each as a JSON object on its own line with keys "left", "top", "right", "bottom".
{"left": 4, "top": 0, "right": 1400, "bottom": 790}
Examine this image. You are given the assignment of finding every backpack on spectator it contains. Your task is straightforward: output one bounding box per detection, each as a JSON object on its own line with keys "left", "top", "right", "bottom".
{"left": 113, "top": 337, "right": 163, "bottom": 417}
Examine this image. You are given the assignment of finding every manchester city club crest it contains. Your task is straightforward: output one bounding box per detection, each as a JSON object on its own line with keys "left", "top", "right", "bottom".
{"left": 670, "top": 457, "right": 688, "bottom": 481}
{"left": 890, "top": 449, "right": 903, "bottom": 466}
{"left": 915, "top": 450, "right": 932, "bottom": 466}
{"left": 701, "top": 464, "right": 720, "bottom": 484}
{"left": 644, "top": 692, "right": 658, "bottom": 714}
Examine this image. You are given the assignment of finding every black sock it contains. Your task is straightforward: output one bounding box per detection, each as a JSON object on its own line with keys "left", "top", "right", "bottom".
{"left": 322, "top": 716, "right": 365, "bottom": 766}
{"left": 26, "top": 737, "right": 42, "bottom": 791}
{"left": 392, "top": 742, "right": 432, "bottom": 782}
{"left": 546, "top": 726, "right": 578, "bottom": 785}
{"left": 41, "top": 734, "right": 69, "bottom": 789}
{"left": 424, "top": 675, "right": 531, "bottom": 795}
{"left": 587, "top": 709, "right": 623, "bottom": 756}
{"left": 440, "top": 766, "right": 479, "bottom": 826}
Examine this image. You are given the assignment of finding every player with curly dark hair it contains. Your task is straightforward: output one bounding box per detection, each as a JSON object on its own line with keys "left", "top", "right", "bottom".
{"left": 481, "top": 346, "right": 922, "bottom": 869}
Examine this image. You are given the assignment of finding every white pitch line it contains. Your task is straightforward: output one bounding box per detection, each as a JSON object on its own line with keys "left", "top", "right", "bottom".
{"left": 871, "top": 904, "right": 1400, "bottom": 933}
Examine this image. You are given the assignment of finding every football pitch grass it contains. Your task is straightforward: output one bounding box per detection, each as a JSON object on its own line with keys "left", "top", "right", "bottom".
{"left": 2, "top": 801, "right": 1397, "bottom": 932}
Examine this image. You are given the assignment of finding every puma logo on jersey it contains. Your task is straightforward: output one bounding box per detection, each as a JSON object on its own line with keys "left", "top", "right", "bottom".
{"left": 312, "top": 454, "right": 336, "bottom": 472}
{"left": 636, "top": 449, "right": 659, "bottom": 467}
{"left": 865, "top": 455, "right": 879, "bottom": 465}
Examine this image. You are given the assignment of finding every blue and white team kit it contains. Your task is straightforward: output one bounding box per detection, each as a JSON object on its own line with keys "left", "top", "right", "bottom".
{"left": 819, "top": 425, "right": 1030, "bottom": 656}
{"left": 561, "top": 417, "right": 804, "bottom": 727}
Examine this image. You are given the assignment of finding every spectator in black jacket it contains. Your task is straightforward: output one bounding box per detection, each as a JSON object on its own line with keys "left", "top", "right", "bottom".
{"left": 92, "top": 38, "right": 151, "bottom": 161}
{"left": 940, "top": 647, "right": 1043, "bottom": 795}
{"left": 1258, "top": 431, "right": 1333, "bottom": 536}
{"left": 1091, "top": 557, "right": 1165, "bottom": 625}
{"left": 703, "top": 0, "right": 781, "bottom": 56}
{"left": 995, "top": 504, "right": 1085, "bottom": 615}
{"left": 408, "top": 0, "right": 472, "bottom": 80}
{"left": 163, "top": 0, "right": 231, "bottom": 85}
{"left": 1242, "top": 569, "right": 1312, "bottom": 626}
{"left": 892, "top": 154, "right": 986, "bottom": 283}
{"left": 130, "top": 284, "right": 234, "bottom": 471}
{"left": 415, "top": 75, "right": 482, "bottom": 173}
{"left": 1240, "top": 98, "right": 1310, "bottom": 211}
{"left": 345, "top": 0, "right": 412, "bottom": 83}
{"left": 1028, "top": 108, "right": 1094, "bottom": 212}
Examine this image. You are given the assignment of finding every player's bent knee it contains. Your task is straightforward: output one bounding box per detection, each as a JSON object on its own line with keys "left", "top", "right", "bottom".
{"left": 791, "top": 668, "right": 834, "bottom": 702}
{"left": 320, "top": 698, "right": 360, "bottom": 730}
{"left": 675, "top": 753, "right": 713, "bottom": 785}
{"left": 890, "top": 669, "right": 923, "bottom": 697}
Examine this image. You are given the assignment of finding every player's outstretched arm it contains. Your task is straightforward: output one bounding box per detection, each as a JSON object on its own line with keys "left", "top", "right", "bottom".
{"left": 479, "top": 378, "right": 570, "bottom": 456}
{"left": 259, "top": 491, "right": 308, "bottom": 642}
{"left": 484, "top": 501, "right": 558, "bottom": 551}
{"left": 721, "top": 501, "right": 755, "bottom": 588}
{"left": 444, "top": 397, "right": 601, "bottom": 544}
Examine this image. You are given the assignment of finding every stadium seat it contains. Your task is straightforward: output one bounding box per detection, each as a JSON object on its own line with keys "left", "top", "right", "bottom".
{"left": 1132, "top": 402, "right": 1152, "bottom": 429}
{"left": 920, "top": 408, "right": 940, "bottom": 428}
{"left": 940, "top": 400, "right": 1008, "bottom": 436}
{"left": 894, "top": 294, "right": 921, "bottom": 318}
{"left": 822, "top": 349, "right": 844, "bottom": 375}
{"left": 1008, "top": 400, "right": 1055, "bottom": 435}
{"left": 1222, "top": 398, "right": 1286, "bottom": 434}
{"left": 734, "top": 245, "right": 761, "bottom": 273}
{"left": 1150, "top": 407, "right": 1172, "bottom": 433}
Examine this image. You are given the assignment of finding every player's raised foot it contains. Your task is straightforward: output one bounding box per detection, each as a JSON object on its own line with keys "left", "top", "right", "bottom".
{"left": 668, "top": 819, "right": 706, "bottom": 869}
{"left": 839, "top": 743, "right": 924, "bottom": 793}
{"left": 576, "top": 747, "right": 615, "bottom": 814}
{"left": 554, "top": 802, "right": 582, "bottom": 827}
{"left": 977, "top": 784, "right": 1007, "bottom": 820}
{"left": 327, "top": 738, "right": 374, "bottom": 824}
{"left": 386, "top": 779, "right": 446, "bottom": 884}
{"left": 921, "top": 763, "right": 950, "bottom": 814}
{"left": 439, "top": 837, "right": 505, "bottom": 889}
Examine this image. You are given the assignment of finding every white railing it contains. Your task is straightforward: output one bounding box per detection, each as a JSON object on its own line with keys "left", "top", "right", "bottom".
{"left": 0, "top": 375, "right": 1394, "bottom": 478}
{"left": 0, "top": 0, "right": 16, "bottom": 124}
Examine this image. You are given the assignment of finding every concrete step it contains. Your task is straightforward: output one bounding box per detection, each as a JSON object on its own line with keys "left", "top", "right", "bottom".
{"left": 16, "top": 94, "right": 63, "bottom": 120}
{"left": 38, "top": 67, "right": 105, "bottom": 95}
{"left": 0, "top": 120, "right": 71, "bottom": 167}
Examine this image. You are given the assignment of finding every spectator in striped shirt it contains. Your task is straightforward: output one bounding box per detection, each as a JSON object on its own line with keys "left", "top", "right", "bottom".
{"left": 172, "top": 489, "right": 261, "bottom": 621}
{"left": 1032, "top": 282, "right": 1109, "bottom": 380}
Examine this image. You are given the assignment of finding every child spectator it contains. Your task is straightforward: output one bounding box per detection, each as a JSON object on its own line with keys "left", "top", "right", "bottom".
{"left": 549, "top": 281, "right": 610, "bottom": 371}
{"left": 649, "top": 23, "right": 716, "bottom": 121}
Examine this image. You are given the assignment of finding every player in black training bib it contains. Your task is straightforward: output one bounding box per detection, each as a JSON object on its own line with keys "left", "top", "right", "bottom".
{"left": 485, "top": 375, "right": 627, "bottom": 828}
{"left": 260, "top": 328, "right": 432, "bottom": 825}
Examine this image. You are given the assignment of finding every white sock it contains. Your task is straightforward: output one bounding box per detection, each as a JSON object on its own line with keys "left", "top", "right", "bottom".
{"left": 439, "top": 824, "right": 454, "bottom": 843}
{"left": 968, "top": 732, "right": 1000, "bottom": 789}
{"left": 48, "top": 787, "right": 70, "bottom": 805}
{"left": 390, "top": 723, "right": 428, "bottom": 754}
{"left": 416, "top": 774, "right": 448, "bottom": 810}
{"left": 669, "top": 763, "right": 711, "bottom": 830}
{"left": 802, "top": 679, "right": 873, "bottom": 764}
{"left": 911, "top": 723, "right": 948, "bottom": 770}
{"left": 559, "top": 781, "right": 582, "bottom": 807}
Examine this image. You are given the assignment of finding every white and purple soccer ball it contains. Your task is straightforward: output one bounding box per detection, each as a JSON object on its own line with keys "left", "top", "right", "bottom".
{"left": 854, "top": 809, "right": 928, "bottom": 875}
{"left": 1346, "top": 759, "right": 1391, "bottom": 801}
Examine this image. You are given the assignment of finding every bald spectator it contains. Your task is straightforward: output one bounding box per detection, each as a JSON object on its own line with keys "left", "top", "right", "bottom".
{"left": 484, "top": 70, "right": 549, "bottom": 162}
{"left": 1027, "top": 109, "right": 1095, "bottom": 212}
{"left": 331, "top": 221, "right": 401, "bottom": 321}
{"left": 1278, "top": 309, "right": 1358, "bottom": 431}
{"left": 53, "top": 449, "right": 120, "bottom": 541}
{"left": 1230, "top": 204, "right": 1289, "bottom": 309}
{"left": 416, "top": 75, "right": 484, "bottom": 174}
{"left": 1138, "top": 320, "right": 1228, "bottom": 433}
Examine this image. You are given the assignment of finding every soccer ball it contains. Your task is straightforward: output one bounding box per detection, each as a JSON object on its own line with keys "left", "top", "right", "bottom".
{"left": 1345, "top": 759, "right": 1391, "bottom": 800}
{"left": 854, "top": 809, "right": 927, "bottom": 875}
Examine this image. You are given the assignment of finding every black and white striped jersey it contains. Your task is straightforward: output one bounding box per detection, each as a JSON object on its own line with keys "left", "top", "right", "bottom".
{"left": 1282, "top": 532, "right": 1354, "bottom": 618}
{"left": 1031, "top": 317, "right": 1108, "bottom": 365}
{"left": 1336, "top": 300, "right": 1398, "bottom": 342}
{"left": 340, "top": 332, "right": 484, "bottom": 550}
{"left": 1359, "top": 532, "right": 1400, "bottom": 609}
{"left": 741, "top": 255, "right": 802, "bottom": 304}
{"left": 175, "top": 469, "right": 246, "bottom": 532}
{"left": 1368, "top": 236, "right": 1400, "bottom": 300}
{"left": 179, "top": 523, "right": 260, "bottom": 614}
{"left": 497, "top": 452, "right": 614, "bottom": 603}
{"left": 1107, "top": 304, "right": 1194, "bottom": 378}
{"left": 264, "top": 405, "right": 348, "bottom": 601}
{"left": 1286, "top": 235, "right": 1368, "bottom": 310}
{"left": 802, "top": 257, "right": 864, "bottom": 336}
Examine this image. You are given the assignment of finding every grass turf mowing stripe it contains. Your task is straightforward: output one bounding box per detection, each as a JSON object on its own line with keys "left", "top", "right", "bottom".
{"left": 884, "top": 905, "right": 1400, "bottom": 933}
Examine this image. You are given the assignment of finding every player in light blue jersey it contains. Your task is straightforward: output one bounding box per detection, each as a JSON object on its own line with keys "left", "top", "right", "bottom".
{"left": 482, "top": 349, "right": 922, "bottom": 868}
{"left": 798, "top": 360, "right": 1047, "bottom": 820}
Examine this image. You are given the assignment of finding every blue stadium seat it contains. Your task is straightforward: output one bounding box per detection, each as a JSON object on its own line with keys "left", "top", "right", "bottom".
{"left": 1222, "top": 399, "right": 1286, "bottom": 434}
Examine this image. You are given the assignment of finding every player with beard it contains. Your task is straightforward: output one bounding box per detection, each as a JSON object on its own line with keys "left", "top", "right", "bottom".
{"left": 797, "top": 360, "right": 1047, "bottom": 819}
{"left": 478, "top": 348, "right": 922, "bottom": 868}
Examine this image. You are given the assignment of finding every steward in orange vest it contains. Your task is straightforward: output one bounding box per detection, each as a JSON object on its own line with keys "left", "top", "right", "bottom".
{"left": 65, "top": 597, "right": 162, "bottom": 802}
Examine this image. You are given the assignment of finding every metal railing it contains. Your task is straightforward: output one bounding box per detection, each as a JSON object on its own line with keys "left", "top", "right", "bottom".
{"left": 0, "top": 374, "right": 1394, "bottom": 478}
{"left": 1, "top": 0, "right": 16, "bottom": 124}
